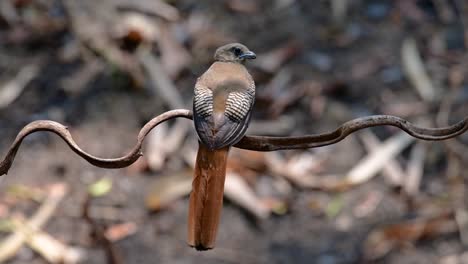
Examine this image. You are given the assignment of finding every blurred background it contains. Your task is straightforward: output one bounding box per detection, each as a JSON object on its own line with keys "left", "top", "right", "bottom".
{"left": 0, "top": 0, "right": 467, "bottom": 263}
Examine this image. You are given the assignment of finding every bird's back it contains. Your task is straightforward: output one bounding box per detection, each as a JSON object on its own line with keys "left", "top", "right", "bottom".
{"left": 193, "top": 62, "right": 255, "bottom": 149}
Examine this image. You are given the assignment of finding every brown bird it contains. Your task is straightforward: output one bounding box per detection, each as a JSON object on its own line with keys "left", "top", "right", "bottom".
{"left": 189, "top": 43, "right": 256, "bottom": 250}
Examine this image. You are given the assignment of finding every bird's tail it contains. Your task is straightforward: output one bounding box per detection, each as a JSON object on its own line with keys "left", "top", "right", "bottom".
{"left": 188, "top": 142, "right": 229, "bottom": 250}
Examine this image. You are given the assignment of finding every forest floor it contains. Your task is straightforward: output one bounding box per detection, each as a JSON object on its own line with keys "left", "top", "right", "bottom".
{"left": 0, "top": 0, "right": 467, "bottom": 263}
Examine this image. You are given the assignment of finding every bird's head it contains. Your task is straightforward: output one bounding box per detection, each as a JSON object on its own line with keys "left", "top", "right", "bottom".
{"left": 214, "top": 43, "right": 256, "bottom": 63}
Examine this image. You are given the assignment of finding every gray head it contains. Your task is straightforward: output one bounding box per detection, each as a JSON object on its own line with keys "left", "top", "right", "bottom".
{"left": 214, "top": 43, "right": 256, "bottom": 63}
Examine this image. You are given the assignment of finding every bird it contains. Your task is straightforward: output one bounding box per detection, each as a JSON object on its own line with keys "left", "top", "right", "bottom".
{"left": 189, "top": 43, "right": 257, "bottom": 250}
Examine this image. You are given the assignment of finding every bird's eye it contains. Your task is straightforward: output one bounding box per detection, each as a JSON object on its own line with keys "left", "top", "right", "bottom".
{"left": 233, "top": 47, "right": 242, "bottom": 56}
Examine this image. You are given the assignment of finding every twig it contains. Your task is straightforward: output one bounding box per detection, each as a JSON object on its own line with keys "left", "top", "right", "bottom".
{"left": 145, "top": 171, "right": 193, "bottom": 211}
{"left": 331, "top": 0, "right": 348, "bottom": 25}
{"left": 189, "top": 247, "right": 264, "bottom": 264}
{"left": 359, "top": 131, "right": 406, "bottom": 186}
{"left": 401, "top": 37, "right": 437, "bottom": 102}
{"left": 247, "top": 116, "right": 296, "bottom": 135}
{"left": 433, "top": 0, "right": 455, "bottom": 23}
{"left": 114, "top": 0, "right": 180, "bottom": 22}
{"left": 155, "top": 24, "right": 192, "bottom": 78}
{"left": 363, "top": 211, "right": 457, "bottom": 260}
{"left": 445, "top": 153, "right": 468, "bottom": 246}
{"left": 0, "top": 1, "right": 19, "bottom": 25}
{"left": 0, "top": 109, "right": 192, "bottom": 175}
{"left": 82, "top": 195, "right": 122, "bottom": 264}
{"left": 63, "top": 0, "right": 145, "bottom": 85}
{"left": 104, "top": 222, "right": 138, "bottom": 242}
{"left": 236, "top": 115, "right": 468, "bottom": 151}
{"left": 224, "top": 172, "right": 270, "bottom": 219}
{"left": 345, "top": 132, "right": 414, "bottom": 186}
{"left": 437, "top": 91, "right": 468, "bottom": 162}
{"left": 252, "top": 41, "right": 301, "bottom": 73}
{"left": 137, "top": 48, "right": 190, "bottom": 170}
{"left": 0, "top": 110, "right": 466, "bottom": 175}
{"left": 145, "top": 121, "right": 188, "bottom": 171}
{"left": 13, "top": 218, "right": 85, "bottom": 264}
{"left": 0, "top": 64, "right": 39, "bottom": 109}
{"left": 404, "top": 143, "right": 426, "bottom": 195}
{"left": 265, "top": 151, "right": 328, "bottom": 189}
{"left": 0, "top": 183, "right": 67, "bottom": 262}
{"left": 137, "top": 48, "right": 185, "bottom": 109}
{"left": 453, "top": 0, "right": 468, "bottom": 49}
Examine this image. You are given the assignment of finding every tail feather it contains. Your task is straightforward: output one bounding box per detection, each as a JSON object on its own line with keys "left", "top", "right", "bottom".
{"left": 188, "top": 142, "right": 229, "bottom": 250}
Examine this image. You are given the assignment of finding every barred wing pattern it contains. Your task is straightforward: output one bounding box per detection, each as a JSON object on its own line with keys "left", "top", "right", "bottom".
{"left": 225, "top": 89, "right": 255, "bottom": 122}
{"left": 193, "top": 82, "right": 213, "bottom": 118}
{"left": 193, "top": 82, "right": 255, "bottom": 150}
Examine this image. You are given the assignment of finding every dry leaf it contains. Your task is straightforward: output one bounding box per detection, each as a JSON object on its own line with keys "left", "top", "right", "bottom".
{"left": 104, "top": 222, "right": 138, "bottom": 242}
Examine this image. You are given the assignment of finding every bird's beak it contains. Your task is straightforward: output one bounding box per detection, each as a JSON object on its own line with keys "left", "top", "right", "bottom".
{"left": 239, "top": 51, "right": 256, "bottom": 60}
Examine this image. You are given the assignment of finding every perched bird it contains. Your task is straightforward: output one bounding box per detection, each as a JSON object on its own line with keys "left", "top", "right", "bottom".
{"left": 189, "top": 43, "right": 256, "bottom": 250}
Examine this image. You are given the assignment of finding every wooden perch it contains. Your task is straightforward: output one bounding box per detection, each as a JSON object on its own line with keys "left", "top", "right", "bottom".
{"left": 0, "top": 109, "right": 466, "bottom": 175}
{"left": 0, "top": 109, "right": 193, "bottom": 175}
{"left": 236, "top": 115, "right": 468, "bottom": 151}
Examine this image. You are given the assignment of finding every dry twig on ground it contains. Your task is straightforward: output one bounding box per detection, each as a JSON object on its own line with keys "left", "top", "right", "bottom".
{"left": 0, "top": 183, "right": 71, "bottom": 263}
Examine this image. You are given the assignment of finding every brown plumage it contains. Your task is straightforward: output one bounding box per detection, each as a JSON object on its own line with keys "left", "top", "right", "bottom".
{"left": 188, "top": 143, "right": 229, "bottom": 250}
{"left": 189, "top": 43, "right": 256, "bottom": 250}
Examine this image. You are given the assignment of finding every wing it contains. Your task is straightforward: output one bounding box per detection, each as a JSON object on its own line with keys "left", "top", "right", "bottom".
{"left": 212, "top": 89, "right": 254, "bottom": 147}
{"left": 193, "top": 82, "right": 216, "bottom": 148}
{"left": 193, "top": 83, "right": 255, "bottom": 150}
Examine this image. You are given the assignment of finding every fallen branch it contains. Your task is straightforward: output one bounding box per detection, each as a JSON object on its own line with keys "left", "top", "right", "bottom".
{"left": 0, "top": 109, "right": 466, "bottom": 175}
